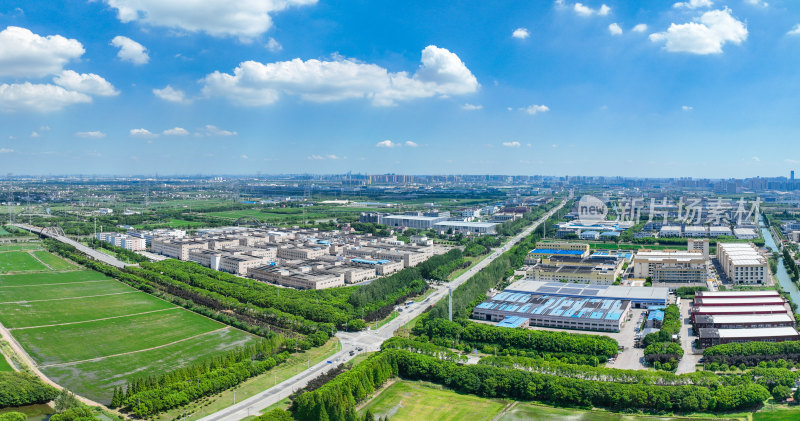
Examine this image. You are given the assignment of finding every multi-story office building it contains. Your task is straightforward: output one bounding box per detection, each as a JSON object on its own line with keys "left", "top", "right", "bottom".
{"left": 717, "top": 243, "right": 770, "bottom": 284}
{"left": 151, "top": 238, "right": 208, "bottom": 260}
{"left": 632, "top": 250, "right": 706, "bottom": 283}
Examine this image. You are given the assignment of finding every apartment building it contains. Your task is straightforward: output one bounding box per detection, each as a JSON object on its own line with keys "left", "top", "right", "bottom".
{"left": 151, "top": 238, "right": 208, "bottom": 260}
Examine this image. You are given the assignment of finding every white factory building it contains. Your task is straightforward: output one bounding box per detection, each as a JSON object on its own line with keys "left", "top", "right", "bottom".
{"left": 717, "top": 243, "right": 770, "bottom": 285}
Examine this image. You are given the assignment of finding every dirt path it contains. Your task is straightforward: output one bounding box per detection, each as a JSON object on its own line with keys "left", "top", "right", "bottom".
{"left": 40, "top": 327, "right": 231, "bottom": 368}
{"left": 10, "top": 307, "right": 180, "bottom": 331}
{"left": 491, "top": 401, "right": 517, "bottom": 421}
{"left": 355, "top": 378, "right": 398, "bottom": 411}
{"left": 0, "top": 291, "right": 138, "bottom": 305}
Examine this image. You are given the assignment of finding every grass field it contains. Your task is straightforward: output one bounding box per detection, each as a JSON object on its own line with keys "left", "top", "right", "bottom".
{"left": 0, "top": 266, "right": 259, "bottom": 404}
{"left": 0, "top": 244, "right": 42, "bottom": 252}
{"left": 0, "top": 226, "right": 10, "bottom": 236}
{"left": 30, "top": 250, "right": 77, "bottom": 270}
{"left": 0, "top": 251, "right": 48, "bottom": 273}
{"left": 753, "top": 407, "right": 800, "bottom": 420}
{"left": 360, "top": 381, "right": 746, "bottom": 421}
{"left": 0, "top": 279, "right": 135, "bottom": 302}
{"left": 0, "top": 352, "right": 13, "bottom": 371}
{"left": 359, "top": 381, "right": 508, "bottom": 421}
{"left": 0, "top": 270, "right": 108, "bottom": 286}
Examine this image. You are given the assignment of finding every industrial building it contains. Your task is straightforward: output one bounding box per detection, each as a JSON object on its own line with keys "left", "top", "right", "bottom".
{"left": 432, "top": 221, "right": 499, "bottom": 235}
{"left": 699, "top": 327, "right": 800, "bottom": 348}
{"left": 526, "top": 258, "right": 624, "bottom": 285}
{"left": 690, "top": 305, "right": 792, "bottom": 322}
{"left": 688, "top": 238, "right": 710, "bottom": 259}
{"left": 142, "top": 226, "right": 444, "bottom": 290}
{"left": 632, "top": 250, "right": 706, "bottom": 283}
{"left": 503, "top": 280, "right": 669, "bottom": 308}
{"left": 716, "top": 243, "right": 770, "bottom": 284}
{"left": 693, "top": 314, "right": 795, "bottom": 329}
{"left": 696, "top": 290, "right": 780, "bottom": 299}
{"left": 472, "top": 290, "right": 631, "bottom": 332}
{"left": 526, "top": 247, "right": 589, "bottom": 262}
{"left": 95, "top": 232, "right": 146, "bottom": 251}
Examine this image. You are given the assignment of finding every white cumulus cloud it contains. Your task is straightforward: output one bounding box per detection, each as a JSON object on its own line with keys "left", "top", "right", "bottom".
{"left": 744, "top": 0, "right": 767, "bottom": 7}
{"left": 502, "top": 141, "right": 521, "bottom": 147}
{"left": 404, "top": 141, "right": 418, "bottom": 147}
{"left": 521, "top": 104, "right": 550, "bottom": 115}
{"left": 0, "top": 148, "right": 14, "bottom": 153}
{"left": 673, "top": 0, "right": 713, "bottom": 9}
{"left": 163, "top": 127, "right": 189, "bottom": 136}
{"left": 103, "top": 0, "right": 317, "bottom": 40}
{"left": 462, "top": 103, "right": 483, "bottom": 110}
{"left": 266, "top": 37, "right": 283, "bottom": 52}
{"left": 650, "top": 8, "right": 747, "bottom": 55}
{"left": 53, "top": 70, "right": 118, "bottom": 96}
{"left": 376, "top": 140, "right": 399, "bottom": 148}
{"left": 632, "top": 24, "right": 648, "bottom": 33}
{"left": 0, "top": 82, "right": 91, "bottom": 112}
{"left": 111, "top": 36, "right": 149, "bottom": 65}
{"left": 512, "top": 28, "right": 530, "bottom": 39}
{"left": 682, "top": 105, "right": 693, "bottom": 111}
{"left": 75, "top": 131, "right": 106, "bottom": 138}
{"left": 608, "top": 23, "right": 623, "bottom": 35}
{"left": 130, "top": 128, "right": 158, "bottom": 138}
{"left": 0, "top": 26, "right": 84, "bottom": 78}
{"left": 202, "top": 45, "right": 478, "bottom": 107}
{"left": 788, "top": 24, "right": 800, "bottom": 36}
{"left": 574, "top": 3, "right": 610, "bottom": 16}
{"left": 199, "top": 125, "right": 237, "bottom": 137}
{"left": 153, "top": 85, "right": 189, "bottom": 103}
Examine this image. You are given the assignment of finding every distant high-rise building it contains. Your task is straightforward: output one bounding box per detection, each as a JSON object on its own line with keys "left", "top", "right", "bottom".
{"left": 792, "top": 170, "right": 795, "bottom": 181}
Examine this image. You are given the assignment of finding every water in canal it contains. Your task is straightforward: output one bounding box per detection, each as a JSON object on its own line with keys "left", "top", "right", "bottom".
{"left": 760, "top": 215, "right": 800, "bottom": 306}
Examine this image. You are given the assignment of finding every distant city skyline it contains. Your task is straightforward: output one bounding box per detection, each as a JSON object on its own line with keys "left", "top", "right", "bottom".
{"left": 2, "top": 1, "right": 800, "bottom": 177}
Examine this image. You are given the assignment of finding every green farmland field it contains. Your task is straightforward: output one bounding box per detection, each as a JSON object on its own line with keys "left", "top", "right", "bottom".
{"left": 0, "top": 279, "right": 135, "bottom": 302}
{"left": 31, "top": 250, "right": 77, "bottom": 270}
{"left": 0, "top": 291, "right": 174, "bottom": 328}
{"left": 42, "top": 327, "right": 255, "bottom": 402}
{"left": 0, "top": 353, "right": 13, "bottom": 372}
{"left": 0, "top": 265, "right": 258, "bottom": 404}
{"left": 360, "top": 381, "right": 508, "bottom": 421}
{"left": 0, "top": 270, "right": 109, "bottom": 286}
{"left": 13, "top": 308, "right": 226, "bottom": 366}
{"left": 0, "top": 244, "right": 41, "bottom": 252}
{"left": 0, "top": 251, "right": 48, "bottom": 273}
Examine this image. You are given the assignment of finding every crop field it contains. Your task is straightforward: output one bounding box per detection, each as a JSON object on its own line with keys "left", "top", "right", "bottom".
{"left": 0, "top": 262, "right": 258, "bottom": 403}
{"left": 0, "top": 353, "right": 13, "bottom": 371}
{"left": 499, "top": 403, "right": 742, "bottom": 421}
{"left": 31, "top": 250, "right": 77, "bottom": 270}
{"left": 0, "top": 226, "right": 10, "bottom": 236}
{"left": 0, "top": 244, "right": 42, "bottom": 252}
{"left": 359, "top": 381, "right": 508, "bottom": 421}
{"left": 0, "top": 251, "right": 49, "bottom": 273}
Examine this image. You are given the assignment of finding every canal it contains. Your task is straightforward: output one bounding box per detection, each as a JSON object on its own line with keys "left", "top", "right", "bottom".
{"left": 760, "top": 215, "right": 800, "bottom": 306}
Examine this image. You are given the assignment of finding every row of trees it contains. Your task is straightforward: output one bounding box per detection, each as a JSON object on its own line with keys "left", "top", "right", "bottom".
{"left": 292, "top": 352, "right": 396, "bottom": 421}
{"left": 479, "top": 355, "right": 719, "bottom": 387}
{"left": 414, "top": 317, "right": 618, "bottom": 360}
{"left": 0, "top": 372, "right": 59, "bottom": 408}
{"left": 391, "top": 349, "right": 769, "bottom": 412}
{"left": 783, "top": 249, "right": 799, "bottom": 282}
{"left": 704, "top": 340, "right": 800, "bottom": 366}
{"left": 642, "top": 305, "right": 683, "bottom": 371}
{"left": 115, "top": 339, "right": 288, "bottom": 417}
{"left": 381, "top": 337, "right": 467, "bottom": 363}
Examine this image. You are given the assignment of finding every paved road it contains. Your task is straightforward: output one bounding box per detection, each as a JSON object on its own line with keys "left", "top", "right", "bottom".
{"left": 12, "top": 223, "right": 135, "bottom": 269}
{"left": 197, "top": 198, "right": 569, "bottom": 421}
{"left": 676, "top": 300, "right": 701, "bottom": 374}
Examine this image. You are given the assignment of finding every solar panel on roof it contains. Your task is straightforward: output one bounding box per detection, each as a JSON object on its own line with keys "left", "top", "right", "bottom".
{"left": 594, "top": 285, "right": 610, "bottom": 289}
{"left": 583, "top": 290, "right": 599, "bottom": 296}
{"left": 546, "top": 282, "right": 565, "bottom": 287}
{"left": 560, "top": 288, "right": 582, "bottom": 295}
{"left": 537, "top": 286, "right": 561, "bottom": 293}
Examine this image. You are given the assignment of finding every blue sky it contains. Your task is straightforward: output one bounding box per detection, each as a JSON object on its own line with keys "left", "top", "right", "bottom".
{"left": 1, "top": 0, "right": 799, "bottom": 177}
